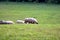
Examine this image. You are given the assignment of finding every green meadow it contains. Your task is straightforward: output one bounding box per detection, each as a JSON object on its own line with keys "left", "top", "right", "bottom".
{"left": 0, "top": 2, "right": 60, "bottom": 40}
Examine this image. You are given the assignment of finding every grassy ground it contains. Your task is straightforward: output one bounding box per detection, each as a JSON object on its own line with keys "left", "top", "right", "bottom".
{"left": 0, "top": 2, "right": 60, "bottom": 40}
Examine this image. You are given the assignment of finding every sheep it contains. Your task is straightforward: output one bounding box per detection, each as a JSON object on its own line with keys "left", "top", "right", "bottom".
{"left": 0, "top": 20, "right": 14, "bottom": 24}
{"left": 24, "top": 18, "right": 38, "bottom": 24}
{"left": 16, "top": 20, "right": 24, "bottom": 24}
{"left": 3, "top": 21, "right": 14, "bottom": 24}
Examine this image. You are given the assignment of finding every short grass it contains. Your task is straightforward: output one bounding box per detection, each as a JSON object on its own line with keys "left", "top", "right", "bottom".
{"left": 0, "top": 2, "right": 60, "bottom": 40}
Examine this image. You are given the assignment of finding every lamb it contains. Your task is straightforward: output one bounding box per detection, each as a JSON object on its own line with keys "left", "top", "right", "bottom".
{"left": 16, "top": 20, "right": 24, "bottom": 24}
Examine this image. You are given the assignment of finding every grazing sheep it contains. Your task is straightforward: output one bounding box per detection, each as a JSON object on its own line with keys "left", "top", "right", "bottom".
{"left": 3, "top": 21, "right": 14, "bottom": 24}
{"left": 24, "top": 18, "right": 38, "bottom": 24}
{"left": 0, "top": 20, "right": 14, "bottom": 24}
{"left": 16, "top": 20, "right": 24, "bottom": 24}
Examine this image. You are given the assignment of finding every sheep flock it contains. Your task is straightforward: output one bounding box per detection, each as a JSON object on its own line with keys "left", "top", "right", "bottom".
{"left": 0, "top": 18, "right": 38, "bottom": 24}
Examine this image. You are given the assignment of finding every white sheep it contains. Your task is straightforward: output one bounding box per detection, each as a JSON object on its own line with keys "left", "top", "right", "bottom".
{"left": 3, "top": 20, "right": 14, "bottom": 24}
{"left": 16, "top": 20, "right": 24, "bottom": 24}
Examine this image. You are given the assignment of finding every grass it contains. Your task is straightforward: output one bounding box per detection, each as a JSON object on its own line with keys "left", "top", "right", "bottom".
{"left": 0, "top": 2, "right": 60, "bottom": 24}
{"left": 0, "top": 2, "right": 60, "bottom": 40}
{"left": 0, "top": 24, "right": 60, "bottom": 40}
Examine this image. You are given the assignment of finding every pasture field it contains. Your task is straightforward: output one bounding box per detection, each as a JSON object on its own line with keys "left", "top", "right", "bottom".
{"left": 0, "top": 2, "right": 60, "bottom": 40}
